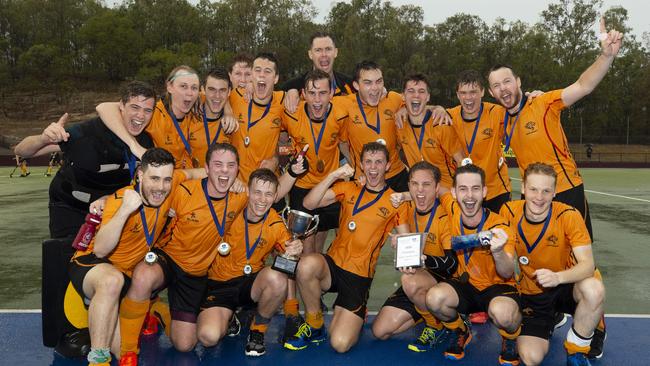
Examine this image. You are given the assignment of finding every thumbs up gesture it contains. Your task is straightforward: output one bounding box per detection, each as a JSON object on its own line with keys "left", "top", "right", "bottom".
{"left": 41, "top": 113, "right": 70, "bottom": 144}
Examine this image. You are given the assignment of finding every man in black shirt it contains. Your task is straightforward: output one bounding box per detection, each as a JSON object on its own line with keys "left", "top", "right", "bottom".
{"left": 14, "top": 81, "right": 156, "bottom": 357}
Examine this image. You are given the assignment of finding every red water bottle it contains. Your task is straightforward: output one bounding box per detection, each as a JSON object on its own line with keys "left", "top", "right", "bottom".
{"left": 72, "top": 213, "right": 102, "bottom": 251}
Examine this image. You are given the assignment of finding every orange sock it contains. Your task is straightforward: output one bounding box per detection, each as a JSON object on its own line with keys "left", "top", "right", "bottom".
{"left": 442, "top": 315, "right": 467, "bottom": 332}
{"left": 306, "top": 311, "right": 324, "bottom": 329}
{"left": 415, "top": 306, "right": 442, "bottom": 330}
{"left": 284, "top": 298, "right": 299, "bottom": 317}
{"left": 119, "top": 297, "right": 150, "bottom": 355}
{"left": 150, "top": 298, "right": 171, "bottom": 337}
{"left": 250, "top": 314, "right": 270, "bottom": 334}
{"left": 498, "top": 326, "right": 521, "bottom": 340}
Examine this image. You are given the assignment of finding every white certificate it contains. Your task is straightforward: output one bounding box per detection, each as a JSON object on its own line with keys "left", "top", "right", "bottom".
{"left": 394, "top": 233, "right": 425, "bottom": 269}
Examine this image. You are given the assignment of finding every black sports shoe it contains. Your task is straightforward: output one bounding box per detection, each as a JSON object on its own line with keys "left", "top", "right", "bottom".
{"left": 226, "top": 313, "right": 241, "bottom": 337}
{"left": 498, "top": 337, "right": 520, "bottom": 365}
{"left": 54, "top": 329, "right": 91, "bottom": 358}
{"left": 245, "top": 330, "right": 266, "bottom": 357}
{"left": 587, "top": 327, "right": 606, "bottom": 359}
{"left": 444, "top": 326, "right": 472, "bottom": 360}
{"left": 282, "top": 314, "right": 304, "bottom": 343}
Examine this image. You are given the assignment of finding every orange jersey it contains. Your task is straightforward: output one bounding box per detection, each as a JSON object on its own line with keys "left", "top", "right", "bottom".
{"left": 340, "top": 92, "right": 406, "bottom": 180}
{"left": 448, "top": 102, "right": 511, "bottom": 200}
{"left": 73, "top": 171, "right": 187, "bottom": 277}
{"left": 499, "top": 200, "right": 591, "bottom": 295}
{"left": 281, "top": 100, "right": 349, "bottom": 189}
{"left": 145, "top": 99, "right": 199, "bottom": 169}
{"left": 208, "top": 208, "right": 291, "bottom": 281}
{"left": 157, "top": 179, "right": 248, "bottom": 276}
{"left": 406, "top": 201, "right": 452, "bottom": 257}
{"left": 397, "top": 114, "right": 463, "bottom": 189}
{"left": 188, "top": 110, "right": 230, "bottom": 167}
{"left": 505, "top": 90, "right": 582, "bottom": 193}
{"left": 229, "top": 89, "right": 286, "bottom": 182}
{"left": 328, "top": 181, "right": 408, "bottom": 278}
{"left": 440, "top": 192, "right": 516, "bottom": 290}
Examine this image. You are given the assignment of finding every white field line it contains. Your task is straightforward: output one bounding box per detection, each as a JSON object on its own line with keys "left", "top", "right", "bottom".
{"left": 510, "top": 177, "right": 650, "bottom": 203}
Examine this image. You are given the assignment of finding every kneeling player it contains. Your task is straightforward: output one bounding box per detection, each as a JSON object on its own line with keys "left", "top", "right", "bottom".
{"left": 372, "top": 161, "right": 457, "bottom": 352}
{"left": 499, "top": 163, "right": 604, "bottom": 366}
{"left": 197, "top": 169, "right": 303, "bottom": 356}
{"left": 425, "top": 164, "right": 521, "bottom": 365}
{"left": 69, "top": 148, "right": 183, "bottom": 365}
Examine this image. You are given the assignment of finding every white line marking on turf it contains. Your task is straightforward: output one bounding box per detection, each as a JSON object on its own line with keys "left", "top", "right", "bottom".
{"left": 510, "top": 177, "right": 650, "bottom": 203}
{"left": 0, "top": 309, "right": 41, "bottom": 313}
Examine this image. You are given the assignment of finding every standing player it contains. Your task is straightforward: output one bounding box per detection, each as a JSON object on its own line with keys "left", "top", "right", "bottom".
{"left": 340, "top": 60, "right": 409, "bottom": 192}
{"left": 499, "top": 163, "right": 605, "bottom": 366}
{"left": 284, "top": 142, "right": 409, "bottom": 353}
{"left": 229, "top": 53, "right": 253, "bottom": 90}
{"left": 197, "top": 168, "right": 304, "bottom": 357}
{"left": 68, "top": 148, "right": 190, "bottom": 365}
{"left": 425, "top": 164, "right": 521, "bottom": 365}
{"left": 448, "top": 70, "right": 511, "bottom": 212}
{"left": 281, "top": 31, "right": 355, "bottom": 112}
{"left": 397, "top": 73, "right": 464, "bottom": 190}
{"left": 97, "top": 66, "right": 202, "bottom": 168}
{"left": 372, "top": 162, "right": 458, "bottom": 352}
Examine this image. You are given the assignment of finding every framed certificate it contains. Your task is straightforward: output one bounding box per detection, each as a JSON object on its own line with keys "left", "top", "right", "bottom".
{"left": 394, "top": 233, "right": 425, "bottom": 269}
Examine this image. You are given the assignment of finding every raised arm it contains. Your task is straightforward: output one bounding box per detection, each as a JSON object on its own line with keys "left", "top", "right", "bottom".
{"left": 93, "top": 189, "right": 142, "bottom": 258}
{"left": 562, "top": 17, "right": 623, "bottom": 107}
{"left": 96, "top": 102, "right": 146, "bottom": 158}
{"left": 303, "top": 163, "right": 354, "bottom": 210}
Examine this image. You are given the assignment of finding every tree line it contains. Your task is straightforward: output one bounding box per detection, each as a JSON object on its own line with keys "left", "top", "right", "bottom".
{"left": 1, "top": 0, "right": 648, "bottom": 143}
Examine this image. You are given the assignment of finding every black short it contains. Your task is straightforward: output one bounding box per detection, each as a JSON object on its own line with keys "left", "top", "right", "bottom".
{"left": 520, "top": 284, "right": 577, "bottom": 339}
{"left": 484, "top": 192, "right": 511, "bottom": 213}
{"left": 289, "top": 186, "right": 340, "bottom": 231}
{"left": 323, "top": 254, "right": 373, "bottom": 319}
{"left": 68, "top": 253, "right": 130, "bottom": 305}
{"left": 155, "top": 249, "right": 208, "bottom": 323}
{"left": 444, "top": 279, "right": 520, "bottom": 315}
{"left": 554, "top": 184, "right": 593, "bottom": 241}
{"left": 382, "top": 286, "right": 420, "bottom": 321}
{"left": 201, "top": 273, "right": 259, "bottom": 311}
{"left": 48, "top": 197, "right": 86, "bottom": 240}
{"left": 386, "top": 168, "right": 409, "bottom": 193}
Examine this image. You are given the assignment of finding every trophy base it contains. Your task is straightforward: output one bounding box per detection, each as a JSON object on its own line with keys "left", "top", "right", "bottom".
{"left": 272, "top": 255, "right": 298, "bottom": 276}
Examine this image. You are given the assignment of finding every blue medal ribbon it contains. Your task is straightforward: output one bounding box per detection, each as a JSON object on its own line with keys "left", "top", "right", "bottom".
{"left": 134, "top": 183, "right": 159, "bottom": 248}
{"left": 408, "top": 110, "right": 432, "bottom": 153}
{"left": 244, "top": 208, "right": 269, "bottom": 262}
{"left": 352, "top": 185, "right": 388, "bottom": 217}
{"left": 503, "top": 95, "right": 528, "bottom": 153}
{"left": 124, "top": 150, "right": 137, "bottom": 180}
{"left": 246, "top": 97, "right": 272, "bottom": 137}
{"left": 169, "top": 110, "right": 192, "bottom": 158}
{"left": 201, "top": 178, "right": 229, "bottom": 238}
{"left": 460, "top": 208, "right": 487, "bottom": 264}
{"left": 518, "top": 204, "right": 553, "bottom": 254}
{"left": 356, "top": 93, "right": 380, "bottom": 135}
{"left": 414, "top": 198, "right": 439, "bottom": 233}
{"left": 462, "top": 103, "right": 483, "bottom": 156}
{"left": 203, "top": 109, "right": 223, "bottom": 147}
{"left": 307, "top": 103, "right": 332, "bottom": 157}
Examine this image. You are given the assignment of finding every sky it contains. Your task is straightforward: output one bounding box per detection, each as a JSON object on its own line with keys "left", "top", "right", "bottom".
{"left": 311, "top": 0, "right": 649, "bottom": 39}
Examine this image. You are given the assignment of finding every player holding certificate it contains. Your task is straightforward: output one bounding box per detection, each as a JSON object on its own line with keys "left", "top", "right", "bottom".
{"left": 372, "top": 161, "right": 458, "bottom": 352}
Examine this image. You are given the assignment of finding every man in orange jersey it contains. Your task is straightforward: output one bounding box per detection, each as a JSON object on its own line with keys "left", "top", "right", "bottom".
{"left": 68, "top": 148, "right": 193, "bottom": 366}
{"left": 197, "top": 169, "right": 303, "bottom": 357}
{"left": 396, "top": 74, "right": 464, "bottom": 190}
{"left": 284, "top": 142, "right": 409, "bottom": 353}
{"left": 339, "top": 60, "right": 410, "bottom": 192}
{"left": 229, "top": 52, "right": 286, "bottom": 186}
{"left": 486, "top": 18, "right": 623, "bottom": 242}
{"left": 229, "top": 53, "right": 253, "bottom": 90}
{"left": 425, "top": 164, "right": 521, "bottom": 365}
{"left": 372, "top": 162, "right": 458, "bottom": 352}
{"left": 448, "top": 70, "right": 512, "bottom": 213}
{"left": 281, "top": 69, "right": 351, "bottom": 253}
{"left": 188, "top": 67, "right": 235, "bottom": 167}
{"left": 281, "top": 31, "right": 355, "bottom": 112}
{"left": 499, "top": 163, "right": 604, "bottom": 366}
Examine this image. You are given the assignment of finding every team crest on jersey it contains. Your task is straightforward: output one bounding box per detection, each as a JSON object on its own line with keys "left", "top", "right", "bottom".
{"left": 525, "top": 121, "right": 536, "bottom": 134}
{"left": 227, "top": 211, "right": 236, "bottom": 220}
{"left": 546, "top": 235, "right": 559, "bottom": 247}
{"left": 256, "top": 238, "right": 268, "bottom": 250}
{"left": 271, "top": 118, "right": 281, "bottom": 128}
{"left": 347, "top": 196, "right": 356, "bottom": 205}
{"left": 522, "top": 307, "right": 534, "bottom": 316}
{"left": 165, "top": 135, "right": 173, "bottom": 145}
{"left": 130, "top": 222, "right": 142, "bottom": 233}
{"left": 377, "top": 207, "right": 390, "bottom": 218}
{"left": 427, "top": 232, "right": 436, "bottom": 243}
{"left": 384, "top": 110, "right": 394, "bottom": 119}
{"left": 187, "top": 212, "right": 199, "bottom": 223}
{"left": 352, "top": 116, "right": 362, "bottom": 124}
{"left": 482, "top": 128, "right": 493, "bottom": 138}
{"left": 189, "top": 131, "right": 196, "bottom": 141}
{"left": 237, "top": 113, "right": 244, "bottom": 123}
{"left": 425, "top": 138, "right": 435, "bottom": 148}
{"left": 330, "top": 132, "right": 339, "bottom": 141}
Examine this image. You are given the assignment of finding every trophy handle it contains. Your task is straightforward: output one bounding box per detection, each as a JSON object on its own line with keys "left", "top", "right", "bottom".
{"left": 280, "top": 205, "right": 290, "bottom": 225}
{"left": 303, "top": 214, "right": 319, "bottom": 237}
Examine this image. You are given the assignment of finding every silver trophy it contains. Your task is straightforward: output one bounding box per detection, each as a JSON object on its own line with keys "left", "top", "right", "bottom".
{"left": 272, "top": 207, "right": 319, "bottom": 275}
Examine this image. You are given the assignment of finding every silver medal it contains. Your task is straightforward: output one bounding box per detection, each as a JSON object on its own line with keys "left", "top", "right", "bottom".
{"left": 144, "top": 251, "right": 158, "bottom": 265}
{"left": 519, "top": 256, "right": 529, "bottom": 265}
{"left": 244, "top": 136, "right": 251, "bottom": 147}
{"left": 376, "top": 138, "right": 386, "bottom": 146}
{"left": 217, "top": 242, "right": 231, "bottom": 256}
{"left": 348, "top": 220, "right": 356, "bottom": 231}
{"left": 243, "top": 264, "right": 253, "bottom": 275}
{"left": 461, "top": 157, "right": 473, "bottom": 167}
